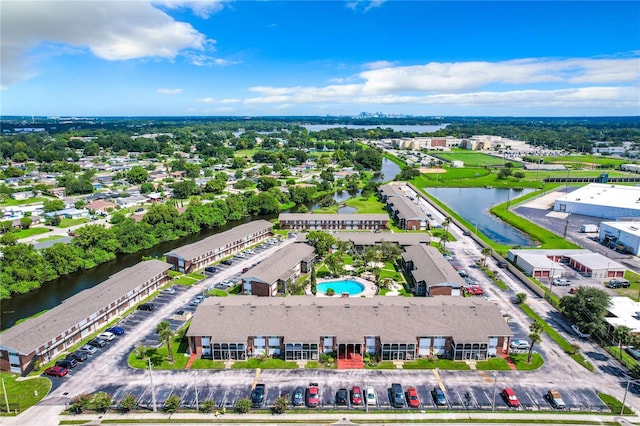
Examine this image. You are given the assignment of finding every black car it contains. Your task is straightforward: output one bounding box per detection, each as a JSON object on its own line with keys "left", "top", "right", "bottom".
{"left": 56, "top": 357, "right": 78, "bottom": 369}
{"left": 69, "top": 351, "right": 88, "bottom": 362}
{"left": 87, "top": 337, "right": 107, "bottom": 348}
{"left": 390, "top": 383, "right": 405, "bottom": 408}
{"left": 221, "top": 259, "right": 232, "bottom": 266}
{"left": 204, "top": 266, "right": 218, "bottom": 273}
{"left": 292, "top": 386, "right": 305, "bottom": 406}
{"left": 251, "top": 384, "right": 266, "bottom": 408}
{"left": 137, "top": 303, "right": 155, "bottom": 311}
{"left": 336, "top": 388, "right": 349, "bottom": 406}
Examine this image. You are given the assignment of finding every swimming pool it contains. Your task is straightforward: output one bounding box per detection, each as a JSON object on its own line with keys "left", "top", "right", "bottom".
{"left": 317, "top": 279, "right": 365, "bottom": 295}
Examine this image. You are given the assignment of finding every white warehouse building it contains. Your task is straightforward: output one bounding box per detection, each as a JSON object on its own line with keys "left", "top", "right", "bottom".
{"left": 554, "top": 183, "right": 640, "bottom": 219}
{"left": 599, "top": 221, "right": 640, "bottom": 255}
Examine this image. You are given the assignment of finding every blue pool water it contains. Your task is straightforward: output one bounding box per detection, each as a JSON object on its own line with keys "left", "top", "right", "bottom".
{"left": 317, "top": 280, "right": 365, "bottom": 295}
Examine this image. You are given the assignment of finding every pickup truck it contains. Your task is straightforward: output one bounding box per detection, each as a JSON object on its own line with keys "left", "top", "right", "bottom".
{"left": 546, "top": 390, "right": 566, "bottom": 409}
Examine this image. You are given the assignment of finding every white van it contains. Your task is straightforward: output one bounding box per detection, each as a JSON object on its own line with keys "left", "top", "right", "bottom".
{"left": 510, "top": 339, "right": 530, "bottom": 350}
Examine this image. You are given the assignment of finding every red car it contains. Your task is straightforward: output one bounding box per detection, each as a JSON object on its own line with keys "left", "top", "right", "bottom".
{"left": 466, "top": 285, "right": 484, "bottom": 295}
{"left": 406, "top": 386, "right": 420, "bottom": 408}
{"left": 44, "top": 365, "right": 68, "bottom": 377}
{"left": 351, "top": 386, "right": 363, "bottom": 405}
{"left": 502, "top": 387, "right": 520, "bottom": 408}
{"left": 306, "top": 383, "right": 319, "bottom": 408}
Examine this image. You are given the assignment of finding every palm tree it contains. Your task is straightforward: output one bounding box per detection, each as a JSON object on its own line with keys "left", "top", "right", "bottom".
{"left": 157, "top": 320, "right": 175, "bottom": 363}
{"left": 614, "top": 325, "right": 632, "bottom": 359}
{"left": 527, "top": 321, "right": 544, "bottom": 363}
{"left": 481, "top": 247, "right": 493, "bottom": 266}
{"left": 441, "top": 217, "right": 452, "bottom": 250}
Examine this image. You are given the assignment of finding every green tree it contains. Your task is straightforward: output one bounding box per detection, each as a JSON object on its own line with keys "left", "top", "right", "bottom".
{"left": 43, "top": 199, "right": 64, "bottom": 213}
{"left": 527, "top": 321, "right": 543, "bottom": 363}
{"left": 515, "top": 293, "right": 527, "bottom": 304}
{"left": 614, "top": 325, "right": 632, "bottom": 359}
{"left": 119, "top": 394, "right": 137, "bottom": 413}
{"left": 70, "top": 393, "right": 91, "bottom": 414}
{"left": 19, "top": 216, "right": 32, "bottom": 229}
{"left": 140, "top": 182, "right": 155, "bottom": 194}
{"left": 200, "top": 399, "right": 215, "bottom": 413}
{"left": 559, "top": 287, "right": 611, "bottom": 337}
{"left": 325, "top": 252, "right": 344, "bottom": 277}
{"left": 92, "top": 391, "right": 113, "bottom": 413}
{"left": 246, "top": 192, "right": 279, "bottom": 215}
{"left": 305, "top": 231, "right": 336, "bottom": 257}
{"left": 256, "top": 176, "right": 278, "bottom": 192}
{"left": 157, "top": 320, "right": 175, "bottom": 362}
{"left": 481, "top": 247, "right": 493, "bottom": 266}
{"left": 172, "top": 180, "right": 198, "bottom": 199}
{"left": 310, "top": 267, "right": 317, "bottom": 295}
{"left": 163, "top": 395, "right": 181, "bottom": 413}
{"left": 235, "top": 398, "right": 251, "bottom": 413}
{"left": 127, "top": 166, "right": 149, "bottom": 184}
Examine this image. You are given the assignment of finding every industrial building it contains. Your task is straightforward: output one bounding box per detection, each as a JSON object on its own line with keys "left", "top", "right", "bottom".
{"left": 599, "top": 221, "right": 640, "bottom": 255}
{"left": 553, "top": 183, "right": 640, "bottom": 219}
{"left": 507, "top": 249, "right": 626, "bottom": 279}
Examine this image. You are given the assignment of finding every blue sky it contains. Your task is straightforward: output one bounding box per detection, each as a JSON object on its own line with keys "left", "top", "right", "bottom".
{"left": 1, "top": 1, "right": 639, "bottom": 117}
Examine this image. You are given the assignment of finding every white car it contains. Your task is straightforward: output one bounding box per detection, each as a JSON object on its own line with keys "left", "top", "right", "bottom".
{"left": 98, "top": 331, "right": 116, "bottom": 341}
{"left": 571, "top": 324, "right": 591, "bottom": 339}
{"left": 510, "top": 339, "right": 530, "bottom": 350}
{"left": 552, "top": 278, "right": 571, "bottom": 286}
{"left": 365, "top": 386, "right": 376, "bottom": 406}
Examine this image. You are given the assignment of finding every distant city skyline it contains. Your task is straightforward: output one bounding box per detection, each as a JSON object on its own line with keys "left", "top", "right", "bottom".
{"left": 1, "top": 1, "right": 639, "bottom": 117}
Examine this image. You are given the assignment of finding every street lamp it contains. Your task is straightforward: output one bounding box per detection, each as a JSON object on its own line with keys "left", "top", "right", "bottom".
{"left": 491, "top": 373, "right": 498, "bottom": 412}
{"left": 148, "top": 359, "right": 157, "bottom": 412}
{"left": 620, "top": 379, "right": 639, "bottom": 415}
{"left": 193, "top": 372, "right": 199, "bottom": 412}
{"left": 1, "top": 375, "right": 10, "bottom": 413}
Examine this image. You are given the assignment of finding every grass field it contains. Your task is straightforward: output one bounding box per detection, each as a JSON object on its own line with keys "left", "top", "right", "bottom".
{"left": 57, "top": 218, "right": 89, "bottom": 228}
{"left": 0, "top": 197, "right": 49, "bottom": 207}
{"left": 0, "top": 372, "right": 51, "bottom": 415}
{"left": 537, "top": 155, "right": 627, "bottom": 169}
{"left": 433, "top": 152, "right": 523, "bottom": 168}
{"left": 36, "top": 235, "right": 67, "bottom": 243}
{"left": 12, "top": 227, "right": 50, "bottom": 239}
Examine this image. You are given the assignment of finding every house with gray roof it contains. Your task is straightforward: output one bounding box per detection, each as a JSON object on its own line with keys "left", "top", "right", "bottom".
{"left": 165, "top": 220, "right": 273, "bottom": 273}
{"left": 186, "top": 296, "right": 513, "bottom": 364}
{"left": 386, "top": 196, "right": 429, "bottom": 230}
{"left": 402, "top": 244, "right": 466, "bottom": 297}
{"left": 0, "top": 260, "right": 171, "bottom": 375}
{"left": 241, "top": 242, "right": 316, "bottom": 296}
{"left": 278, "top": 213, "right": 389, "bottom": 231}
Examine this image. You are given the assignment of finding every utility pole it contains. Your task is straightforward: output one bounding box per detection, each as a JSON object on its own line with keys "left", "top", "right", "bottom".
{"left": 1, "top": 375, "right": 10, "bottom": 413}
{"left": 148, "top": 359, "right": 157, "bottom": 412}
{"left": 194, "top": 373, "right": 199, "bottom": 412}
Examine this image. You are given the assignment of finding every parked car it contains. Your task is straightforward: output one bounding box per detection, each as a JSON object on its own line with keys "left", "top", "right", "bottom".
{"left": 406, "top": 387, "right": 420, "bottom": 408}
{"left": 87, "top": 337, "right": 107, "bottom": 348}
{"left": 365, "top": 386, "right": 376, "bottom": 406}
{"left": 250, "top": 383, "right": 266, "bottom": 408}
{"left": 221, "top": 259, "right": 233, "bottom": 266}
{"left": 443, "top": 254, "right": 454, "bottom": 261}
{"left": 497, "top": 261, "right": 508, "bottom": 268}
{"left": 79, "top": 344, "right": 98, "bottom": 355}
{"left": 390, "top": 383, "right": 405, "bottom": 408}
{"left": 626, "top": 346, "right": 640, "bottom": 360}
{"left": 204, "top": 266, "right": 218, "bottom": 274}
{"left": 546, "top": 389, "right": 566, "bottom": 409}
{"left": 306, "top": 383, "right": 320, "bottom": 408}
{"left": 432, "top": 387, "right": 447, "bottom": 406}
{"left": 98, "top": 331, "right": 116, "bottom": 341}
{"left": 510, "top": 339, "right": 530, "bottom": 350}
{"left": 351, "top": 386, "right": 363, "bottom": 405}
{"left": 292, "top": 386, "right": 305, "bottom": 406}
{"left": 242, "top": 267, "right": 250, "bottom": 273}
{"left": 571, "top": 324, "right": 591, "bottom": 339}
{"left": 106, "top": 326, "right": 125, "bottom": 335}
{"left": 502, "top": 387, "right": 520, "bottom": 408}
{"left": 69, "top": 351, "right": 88, "bottom": 362}
{"left": 462, "top": 230, "right": 471, "bottom": 236}
{"left": 44, "top": 366, "right": 68, "bottom": 377}
{"left": 137, "top": 303, "right": 154, "bottom": 311}
{"left": 163, "top": 287, "right": 177, "bottom": 295}
{"left": 607, "top": 279, "right": 631, "bottom": 288}
{"left": 336, "top": 388, "right": 348, "bottom": 406}
{"left": 55, "top": 358, "right": 78, "bottom": 369}
{"left": 552, "top": 278, "right": 571, "bottom": 286}
{"left": 221, "top": 280, "right": 235, "bottom": 287}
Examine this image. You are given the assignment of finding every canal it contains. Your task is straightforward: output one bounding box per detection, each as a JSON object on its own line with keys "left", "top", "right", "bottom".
{"left": 424, "top": 187, "right": 537, "bottom": 247}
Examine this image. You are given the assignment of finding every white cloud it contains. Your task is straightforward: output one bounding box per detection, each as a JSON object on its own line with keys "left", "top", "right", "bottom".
{"left": 157, "top": 88, "right": 182, "bottom": 95}
{"left": 196, "top": 97, "right": 216, "bottom": 103}
{"left": 184, "top": 52, "right": 240, "bottom": 67}
{"left": 1, "top": 1, "right": 209, "bottom": 88}
{"left": 153, "top": 0, "right": 225, "bottom": 19}
{"left": 242, "top": 56, "right": 640, "bottom": 113}
{"left": 220, "top": 98, "right": 241, "bottom": 104}
{"left": 363, "top": 60, "right": 397, "bottom": 70}
{"left": 346, "top": 0, "right": 386, "bottom": 13}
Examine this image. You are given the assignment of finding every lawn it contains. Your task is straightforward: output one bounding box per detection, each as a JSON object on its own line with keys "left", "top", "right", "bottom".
{"left": 189, "top": 359, "right": 225, "bottom": 370}
{"left": 305, "top": 361, "right": 321, "bottom": 369}
{"left": 508, "top": 353, "right": 544, "bottom": 370}
{"left": 616, "top": 270, "right": 640, "bottom": 300}
{"left": 475, "top": 357, "right": 511, "bottom": 370}
{"left": 536, "top": 155, "right": 627, "bottom": 169}
{"left": 172, "top": 276, "right": 199, "bottom": 286}
{"left": 231, "top": 358, "right": 298, "bottom": 369}
{"left": 0, "top": 197, "right": 49, "bottom": 207}
{"left": 365, "top": 361, "right": 396, "bottom": 369}
{"left": 11, "top": 227, "right": 50, "bottom": 239}
{"left": 599, "top": 393, "right": 633, "bottom": 415}
{"left": 129, "top": 329, "right": 190, "bottom": 370}
{"left": 36, "top": 235, "right": 67, "bottom": 243}
{"left": 402, "top": 358, "right": 471, "bottom": 370}
{"left": 187, "top": 273, "right": 205, "bottom": 280}
{"left": 207, "top": 289, "right": 228, "bottom": 297}
{"left": 343, "top": 194, "right": 388, "bottom": 214}
{"left": 0, "top": 372, "right": 51, "bottom": 415}
{"left": 433, "top": 152, "right": 522, "bottom": 168}
{"left": 57, "top": 218, "right": 89, "bottom": 228}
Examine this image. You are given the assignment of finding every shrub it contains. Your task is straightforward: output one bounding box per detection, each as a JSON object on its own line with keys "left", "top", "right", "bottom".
{"left": 200, "top": 399, "right": 215, "bottom": 413}
{"left": 93, "top": 391, "right": 113, "bottom": 413}
{"left": 119, "top": 394, "right": 137, "bottom": 413}
{"left": 272, "top": 396, "right": 289, "bottom": 414}
{"left": 515, "top": 293, "right": 527, "bottom": 304}
{"left": 163, "top": 395, "right": 181, "bottom": 413}
{"left": 235, "top": 398, "right": 251, "bottom": 413}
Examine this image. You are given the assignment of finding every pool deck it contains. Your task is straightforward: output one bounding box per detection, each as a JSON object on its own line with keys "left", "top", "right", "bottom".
{"left": 315, "top": 276, "right": 378, "bottom": 297}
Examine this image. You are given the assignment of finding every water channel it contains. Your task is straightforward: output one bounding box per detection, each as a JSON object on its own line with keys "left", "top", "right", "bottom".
{"left": 1, "top": 159, "right": 401, "bottom": 329}
{"left": 424, "top": 187, "right": 537, "bottom": 247}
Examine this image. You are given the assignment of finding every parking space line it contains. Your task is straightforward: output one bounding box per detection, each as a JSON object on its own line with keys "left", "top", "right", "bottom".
{"left": 251, "top": 367, "right": 262, "bottom": 390}
{"left": 432, "top": 369, "right": 445, "bottom": 391}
